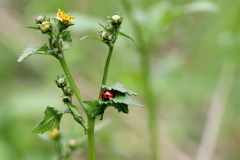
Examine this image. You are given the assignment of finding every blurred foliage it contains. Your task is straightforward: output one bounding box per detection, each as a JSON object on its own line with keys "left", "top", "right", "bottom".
{"left": 0, "top": 0, "right": 240, "bottom": 160}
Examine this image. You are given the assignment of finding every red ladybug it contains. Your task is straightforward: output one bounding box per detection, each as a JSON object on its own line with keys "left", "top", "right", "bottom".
{"left": 101, "top": 90, "right": 115, "bottom": 101}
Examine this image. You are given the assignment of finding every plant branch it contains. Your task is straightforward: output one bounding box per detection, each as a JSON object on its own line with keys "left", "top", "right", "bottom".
{"left": 98, "top": 46, "right": 114, "bottom": 98}
{"left": 59, "top": 57, "right": 87, "bottom": 114}
{"left": 55, "top": 31, "right": 86, "bottom": 114}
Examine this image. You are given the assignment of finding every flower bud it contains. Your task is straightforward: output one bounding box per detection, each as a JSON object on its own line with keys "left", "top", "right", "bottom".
{"left": 65, "top": 86, "right": 74, "bottom": 96}
{"left": 108, "top": 35, "right": 113, "bottom": 40}
{"left": 40, "top": 22, "right": 52, "bottom": 33}
{"left": 110, "top": 14, "right": 123, "bottom": 27}
{"left": 56, "top": 77, "right": 67, "bottom": 88}
{"left": 62, "top": 96, "right": 71, "bottom": 104}
{"left": 49, "top": 128, "right": 60, "bottom": 139}
{"left": 106, "top": 25, "right": 113, "bottom": 31}
{"left": 35, "top": 15, "right": 44, "bottom": 24}
{"left": 100, "top": 31, "right": 107, "bottom": 38}
{"left": 112, "top": 15, "right": 121, "bottom": 21}
{"left": 68, "top": 139, "right": 77, "bottom": 150}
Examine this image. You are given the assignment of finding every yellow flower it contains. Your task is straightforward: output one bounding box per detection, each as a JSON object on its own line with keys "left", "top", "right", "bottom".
{"left": 57, "top": 9, "right": 74, "bottom": 24}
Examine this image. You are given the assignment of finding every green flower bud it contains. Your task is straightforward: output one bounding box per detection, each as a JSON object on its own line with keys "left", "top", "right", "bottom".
{"left": 56, "top": 77, "right": 67, "bottom": 88}
{"left": 106, "top": 25, "right": 113, "bottom": 32}
{"left": 65, "top": 86, "right": 74, "bottom": 96}
{"left": 62, "top": 96, "right": 71, "bottom": 104}
{"left": 110, "top": 14, "right": 123, "bottom": 27}
{"left": 112, "top": 15, "right": 121, "bottom": 21}
{"left": 100, "top": 31, "right": 108, "bottom": 38}
{"left": 35, "top": 15, "right": 44, "bottom": 24}
{"left": 40, "top": 22, "right": 52, "bottom": 33}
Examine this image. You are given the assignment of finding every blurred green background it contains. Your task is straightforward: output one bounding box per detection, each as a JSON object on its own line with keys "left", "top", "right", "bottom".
{"left": 0, "top": 0, "right": 239, "bottom": 160}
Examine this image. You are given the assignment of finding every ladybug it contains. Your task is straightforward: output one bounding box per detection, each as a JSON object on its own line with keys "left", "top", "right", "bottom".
{"left": 101, "top": 90, "right": 115, "bottom": 101}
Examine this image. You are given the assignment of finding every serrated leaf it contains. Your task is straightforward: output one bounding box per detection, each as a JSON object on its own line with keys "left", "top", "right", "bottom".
{"left": 102, "top": 82, "right": 137, "bottom": 96}
{"left": 32, "top": 106, "right": 64, "bottom": 134}
{"left": 59, "top": 31, "right": 72, "bottom": 50}
{"left": 113, "top": 103, "right": 129, "bottom": 113}
{"left": 118, "top": 32, "right": 135, "bottom": 43}
{"left": 79, "top": 36, "right": 103, "bottom": 42}
{"left": 17, "top": 44, "right": 54, "bottom": 62}
{"left": 112, "top": 93, "right": 144, "bottom": 108}
{"left": 18, "top": 45, "right": 40, "bottom": 62}
{"left": 84, "top": 100, "right": 107, "bottom": 120}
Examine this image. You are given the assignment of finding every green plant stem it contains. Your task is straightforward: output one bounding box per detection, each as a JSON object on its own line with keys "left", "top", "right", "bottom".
{"left": 54, "top": 137, "right": 68, "bottom": 160}
{"left": 120, "top": 0, "right": 160, "bottom": 159}
{"left": 87, "top": 116, "right": 97, "bottom": 160}
{"left": 98, "top": 46, "right": 114, "bottom": 98}
{"left": 55, "top": 27, "right": 85, "bottom": 113}
{"left": 59, "top": 57, "right": 87, "bottom": 113}
{"left": 87, "top": 45, "right": 115, "bottom": 160}
{"left": 141, "top": 51, "right": 159, "bottom": 160}
{"left": 56, "top": 30, "right": 97, "bottom": 160}
{"left": 59, "top": 51, "right": 97, "bottom": 160}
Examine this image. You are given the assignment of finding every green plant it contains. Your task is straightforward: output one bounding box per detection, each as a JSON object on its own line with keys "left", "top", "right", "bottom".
{"left": 119, "top": 1, "right": 218, "bottom": 160}
{"left": 18, "top": 9, "right": 143, "bottom": 160}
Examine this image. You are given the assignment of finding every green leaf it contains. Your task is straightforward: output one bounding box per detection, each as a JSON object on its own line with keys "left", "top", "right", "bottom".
{"left": 84, "top": 100, "right": 107, "bottom": 120}
{"left": 67, "top": 104, "right": 88, "bottom": 130}
{"left": 113, "top": 103, "right": 129, "bottom": 113}
{"left": 60, "top": 31, "right": 72, "bottom": 50}
{"left": 18, "top": 45, "right": 41, "bottom": 62}
{"left": 112, "top": 93, "right": 144, "bottom": 108}
{"left": 79, "top": 36, "right": 103, "bottom": 42}
{"left": 17, "top": 44, "right": 55, "bottom": 62}
{"left": 26, "top": 26, "right": 40, "bottom": 30}
{"left": 101, "top": 82, "right": 144, "bottom": 114}
{"left": 98, "top": 23, "right": 105, "bottom": 29}
{"left": 118, "top": 32, "right": 135, "bottom": 43}
{"left": 102, "top": 82, "right": 137, "bottom": 96}
{"left": 32, "top": 106, "right": 64, "bottom": 134}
